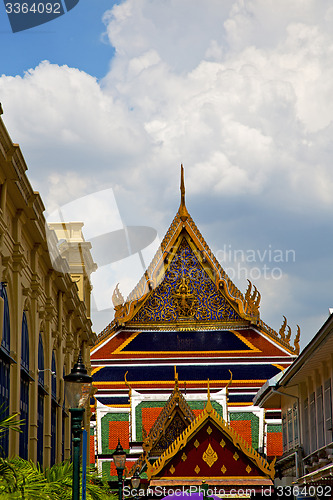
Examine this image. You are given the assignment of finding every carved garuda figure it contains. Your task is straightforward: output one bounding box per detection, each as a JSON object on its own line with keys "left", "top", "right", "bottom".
{"left": 173, "top": 276, "right": 197, "bottom": 317}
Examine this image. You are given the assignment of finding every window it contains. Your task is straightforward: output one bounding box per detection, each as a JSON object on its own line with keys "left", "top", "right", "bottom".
{"left": 0, "top": 283, "right": 10, "bottom": 456}
{"left": 287, "top": 409, "right": 293, "bottom": 445}
{"left": 293, "top": 402, "right": 299, "bottom": 444}
{"left": 0, "top": 284, "right": 10, "bottom": 352}
{"left": 282, "top": 403, "right": 299, "bottom": 452}
{"left": 62, "top": 368, "right": 67, "bottom": 461}
{"left": 282, "top": 414, "right": 287, "bottom": 449}
{"left": 37, "top": 334, "right": 44, "bottom": 466}
{"left": 324, "top": 379, "right": 332, "bottom": 445}
{"left": 309, "top": 392, "right": 317, "bottom": 451}
{"left": 50, "top": 352, "right": 57, "bottom": 466}
{"left": 317, "top": 386, "right": 324, "bottom": 449}
{"left": 304, "top": 398, "right": 309, "bottom": 455}
{"left": 19, "top": 312, "right": 29, "bottom": 460}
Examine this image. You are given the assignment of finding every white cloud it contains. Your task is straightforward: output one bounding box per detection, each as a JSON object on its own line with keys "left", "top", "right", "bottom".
{"left": 1, "top": 0, "right": 333, "bottom": 343}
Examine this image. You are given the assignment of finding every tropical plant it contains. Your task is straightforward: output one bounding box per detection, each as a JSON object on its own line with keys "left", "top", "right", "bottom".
{"left": 0, "top": 457, "right": 112, "bottom": 499}
{"left": 0, "top": 404, "right": 23, "bottom": 460}
{"left": 0, "top": 409, "right": 112, "bottom": 499}
{"left": 0, "top": 407, "right": 23, "bottom": 437}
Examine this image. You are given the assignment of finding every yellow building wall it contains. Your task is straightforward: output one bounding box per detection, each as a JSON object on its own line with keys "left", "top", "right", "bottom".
{"left": 0, "top": 113, "right": 96, "bottom": 467}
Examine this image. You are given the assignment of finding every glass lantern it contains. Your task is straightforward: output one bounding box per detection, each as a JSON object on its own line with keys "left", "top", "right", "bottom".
{"left": 112, "top": 440, "right": 127, "bottom": 470}
{"left": 64, "top": 352, "right": 93, "bottom": 409}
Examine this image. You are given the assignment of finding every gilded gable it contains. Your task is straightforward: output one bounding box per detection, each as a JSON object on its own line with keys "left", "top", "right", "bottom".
{"left": 132, "top": 238, "right": 240, "bottom": 323}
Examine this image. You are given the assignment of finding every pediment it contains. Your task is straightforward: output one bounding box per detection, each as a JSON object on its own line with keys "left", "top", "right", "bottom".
{"left": 152, "top": 410, "right": 188, "bottom": 455}
{"left": 129, "top": 375, "right": 196, "bottom": 475}
{"left": 131, "top": 237, "right": 241, "bottom": 324}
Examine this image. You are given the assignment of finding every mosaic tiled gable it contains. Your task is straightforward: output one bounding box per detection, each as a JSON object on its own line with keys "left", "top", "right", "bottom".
{"left": 133, "top": 238, "right": 240, "bottom": 322}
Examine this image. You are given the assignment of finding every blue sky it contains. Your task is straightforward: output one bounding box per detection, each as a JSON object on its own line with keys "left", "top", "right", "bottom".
{"left": 0, "top": 0, "right": 115, "bottom": 78}
{"left": 1, "top": 0, "right": 333, "bottom": 348}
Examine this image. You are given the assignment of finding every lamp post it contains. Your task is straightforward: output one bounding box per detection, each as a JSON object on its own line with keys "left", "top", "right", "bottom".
{"left": 201, "top": 480, "right": 214, "bottom": 500}
{"left": 112, "top": 440, "right": 127, "bottom": 500}
{"left": 64, "top": 352, "right": 93, "bottom": 500}
{"left": 131, "top": 469, "right": 140, "bottom": 500}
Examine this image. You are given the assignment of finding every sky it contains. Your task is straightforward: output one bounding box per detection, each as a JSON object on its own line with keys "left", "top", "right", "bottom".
{"left": 1, "top": 0, "right": 333, "bottom": 348}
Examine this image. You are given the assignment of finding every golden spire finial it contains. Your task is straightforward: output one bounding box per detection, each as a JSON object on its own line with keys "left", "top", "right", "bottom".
{"left": 225, "top": 370, "right": 233, "bottom": 396}
{"left": 179, "top": 164, "right": 189, "bottom": 221}
{"left": 174, "top": 365, "right": 179, "bottom": 390}
{"left": 206, "top": 378, "right": 213, "bottom": 413}
{"left": 124, "top": 371, "right": 132, "bottom": 397}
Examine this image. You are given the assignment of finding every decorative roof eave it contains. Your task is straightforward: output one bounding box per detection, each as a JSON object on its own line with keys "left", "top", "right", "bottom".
{"left": 125, "top": 319, "right": 250, "bottom": 331}
{"left": 257, "top": 319, "right": 299, "bottom": 355}
{"left": 149, "top": 478, "right": 273, "bottom": 487}
{"left": 147, "top": 397, "right": 276, "bottom": 481}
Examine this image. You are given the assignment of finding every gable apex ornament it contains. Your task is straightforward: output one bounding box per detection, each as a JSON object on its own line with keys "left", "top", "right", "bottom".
{"left": 206, "top": 378, "right": 213, "bottom": 414}
{"left": 179, "top": 164, "right": 189, "bottom": 222}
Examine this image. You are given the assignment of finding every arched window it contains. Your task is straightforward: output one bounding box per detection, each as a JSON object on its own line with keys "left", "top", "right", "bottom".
{"left": 51, "top": 352, "right": 56, "bottom": 400}
{"left": 0, "top": 284, "right": 10, "bottom": 352}
{"left": 19, "top": 312, "right": 29, "bottom": 460}
{"left": 0, "top": 283, "right": 10, "bottom": 455}
{"left": 50, "top": 351, "right": 57, "bottom": 466}
{"left": 62, "top": 367, "right": 67, "bottom": 461}
{"left": 37, "top": 334, "right": 44, "bottom": 465}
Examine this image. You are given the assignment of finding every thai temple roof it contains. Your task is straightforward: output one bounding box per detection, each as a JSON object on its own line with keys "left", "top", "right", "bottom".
{"left": 94, "top": 166, "right": 299, "bottom": 352}
{"left": 91, "top": 165, "right": 299, "bottom": 393}
{"left": 90, "top": 166, "right": 294, "bottom": 484}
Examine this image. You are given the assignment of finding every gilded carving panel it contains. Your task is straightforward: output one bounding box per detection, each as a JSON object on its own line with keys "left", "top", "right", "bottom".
{"left": 133, "top": 239, "right": 240, "bottom": 322}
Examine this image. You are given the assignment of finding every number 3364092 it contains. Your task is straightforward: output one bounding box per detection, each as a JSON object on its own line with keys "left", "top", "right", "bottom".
{"left": 5, "top": 3, "right": 61, "bottom": 14}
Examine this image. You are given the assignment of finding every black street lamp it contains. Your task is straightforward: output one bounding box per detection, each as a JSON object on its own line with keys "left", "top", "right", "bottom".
{"left": 112, "top": 440, "right": 127, "bottom": 500}
{"left": 64, "top": 352, "right": 93, "bottom": 500}
{"left": 130, "top": 469, "right": 140, "bottom": 489}
{"left": 201, "top": 480, "right": 214, "bottom": 500}
{"left": 131, "top": 469, "right": 140, "bottom": 500}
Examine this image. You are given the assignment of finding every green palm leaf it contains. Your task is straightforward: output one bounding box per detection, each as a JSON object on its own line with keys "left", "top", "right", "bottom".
{"left": 0, "top": 456, "right": 112, "bottom": 499}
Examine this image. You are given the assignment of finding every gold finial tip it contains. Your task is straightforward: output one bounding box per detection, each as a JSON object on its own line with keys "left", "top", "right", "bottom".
{"left": 174, "top": 365, "right": 179, "bottom": 389}
{"left": 179, "top": 164, "right": 189, "bottom": 221}
{"left": 206, "top": 378, "right": 213, "bottom": 413}
{"left": 180, "top": 164, "right": 185, "bottom": 195}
